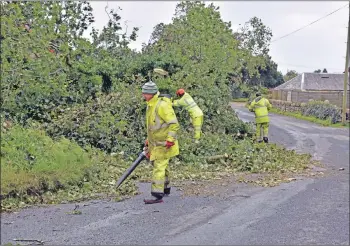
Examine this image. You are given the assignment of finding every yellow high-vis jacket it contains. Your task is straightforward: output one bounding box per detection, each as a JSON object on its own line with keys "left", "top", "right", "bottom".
{"left": 248, "top": 96, "right": 272, "bottom": 123}
{"left": 146, "top": 92, "right": 180, "bottom": 161}
{"left": 173, "top": 92, "right": 203, "bottom": 119}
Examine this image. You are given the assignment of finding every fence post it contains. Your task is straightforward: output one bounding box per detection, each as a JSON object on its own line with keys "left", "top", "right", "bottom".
{"left": 342, "top": 5, "right": 349, "bottom": 123}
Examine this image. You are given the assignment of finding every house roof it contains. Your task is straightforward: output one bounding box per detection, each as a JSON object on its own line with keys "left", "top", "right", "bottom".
{"left": 274, "top": 72, "right": 349, "bottom": 91}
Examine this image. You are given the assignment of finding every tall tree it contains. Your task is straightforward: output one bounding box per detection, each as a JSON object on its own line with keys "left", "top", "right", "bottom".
{"left": 235, "top": 16, "right": 273, "bottom": 57}
{"left": 147, "top": 23, "right": 167, "bottom": 45}
{"left": 283, "top": 70, "right": 298, "bottom": 81}
{"left": 87, "top": 5, "right": 139, "bottom": 92}
{"left": 91, "top": 7, "right": 138, "bottom": 50}
{"left": 248, "top": 56, "right": 284, "bottom": 88}
{"left": 0, "top": 1, "right": 137, "bottom": 122}
{"left": 322, "top": 68, "right": 328, "bottom": 73}
{"left": 142, "top": 1, "right": 260, "bottom": 134}
{"left": 231, "top": 16, "right": 277, "bottom": 88}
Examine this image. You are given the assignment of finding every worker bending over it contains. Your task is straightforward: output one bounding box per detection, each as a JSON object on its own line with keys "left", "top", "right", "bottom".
{"left": 142, "top": 81, "right": 180, "bottom": 204}
{"left": 248, "top": 92, "right": 272, "bottom": 143}
{"left": 173, "top": 89, "right": 204, "bottom": 140}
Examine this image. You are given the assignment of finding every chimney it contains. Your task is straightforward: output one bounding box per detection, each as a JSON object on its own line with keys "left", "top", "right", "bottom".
{"left": 301, "top": 73, "right": 305, "bottom": 91}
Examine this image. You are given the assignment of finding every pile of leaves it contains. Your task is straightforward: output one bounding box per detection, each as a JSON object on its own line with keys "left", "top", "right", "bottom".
{"left": 301, "top": 100, "right": 341, "bottom": 124}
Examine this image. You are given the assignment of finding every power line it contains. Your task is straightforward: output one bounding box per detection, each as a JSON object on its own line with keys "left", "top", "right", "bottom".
{"left": 276, "top": 62, "right": 343, "bottom": 71}
{"left": 271, "top": 3, "right": 349, "bottom": 43}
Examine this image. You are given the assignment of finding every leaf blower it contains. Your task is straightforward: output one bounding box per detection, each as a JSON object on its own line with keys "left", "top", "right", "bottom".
{"left": 115, "top": 151, "right": 148, "bottom": 189}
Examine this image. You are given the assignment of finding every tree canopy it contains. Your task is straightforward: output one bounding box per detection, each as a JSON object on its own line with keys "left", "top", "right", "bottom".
{"left": 283, "top": 70, "right": 299, "bottom": 82}
{"left": 314, "top": 68, "right": 328, "bottom": 73}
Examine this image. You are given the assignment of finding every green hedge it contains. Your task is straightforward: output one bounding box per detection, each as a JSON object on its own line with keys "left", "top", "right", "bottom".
{"left": 301, "top": 101, "right": 341, "bottom": 124}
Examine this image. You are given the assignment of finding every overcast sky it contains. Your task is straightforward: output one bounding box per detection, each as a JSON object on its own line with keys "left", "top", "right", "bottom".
{"left": 87, "top": 1, "right": 349, "bottom": 75}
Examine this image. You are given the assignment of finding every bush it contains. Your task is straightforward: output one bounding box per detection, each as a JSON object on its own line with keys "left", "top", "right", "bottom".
{"left": 44, "top": 85, "right": 146, "bottom": 157}
{"left": 301, "top": 101, "right": 341, "bottom": 124}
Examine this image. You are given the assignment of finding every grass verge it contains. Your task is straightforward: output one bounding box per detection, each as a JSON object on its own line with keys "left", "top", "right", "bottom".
{"left": 0, "top": 124, "right": 139, "bottom": 211}
{"left": 269, "top": 108, "right": 350, "bottom": 128}
{"left": 232, "top": 98, "right": 249, "bottom": 102}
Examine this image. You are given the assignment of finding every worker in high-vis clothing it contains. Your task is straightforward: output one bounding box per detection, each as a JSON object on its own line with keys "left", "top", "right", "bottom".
{"left": 141, "top": 81, "right": 180, "bottom": 204}
{"left": 173, "top": 89, "right": 204, "bottom": 141}
{"left": 248, "top": 92, "right": 272, "bottom": 143}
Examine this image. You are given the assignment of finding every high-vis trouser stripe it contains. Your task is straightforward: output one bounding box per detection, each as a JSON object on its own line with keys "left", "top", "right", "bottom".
{"left": 151, "top": 158, "right": 170, "bottom": 195}
{"left": 151, "top": 188, "right": 164, "bottom": 193}
{"left": 192, "top": 115, "right": 204, "bottom": 140}
{"left": 256, "top": 114, "right": 268, "bottom": 118}
{"left": 165, "top": 168, "right": 170, "bottom": 189}
{"left": 256, "top": 122, "right": 269, "bottom": 140}
{"left": 152, "top": 180, "right": 165, "bottom": 185}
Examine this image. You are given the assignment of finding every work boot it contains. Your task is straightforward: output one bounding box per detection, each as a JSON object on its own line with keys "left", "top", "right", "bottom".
{"left": 164, "top": 187, "right": 171, "bottom": 196}
{"left": 263, "top": 137, "right": 269, "bottom": 143}
{"left": 144, "top": 192, "right": 164, "bottom": 204}
{"left": 143, "top": 198, "right": 163, "bottom": 204}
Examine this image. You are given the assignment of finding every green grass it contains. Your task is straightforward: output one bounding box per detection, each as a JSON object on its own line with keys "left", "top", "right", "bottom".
{"left": 1, "top": 124, "right": 140, "bottom": 211}
{"left": 1, "top": 125, "right": 92, "bottom": 195}
{"left": 232, "top": 98, "right": 249, "bottom": 102}
{"left": 270, "top": 108, "right": 350, "bottom": 128}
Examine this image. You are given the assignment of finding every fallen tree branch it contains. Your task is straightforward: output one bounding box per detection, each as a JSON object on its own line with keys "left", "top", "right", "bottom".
{"left": 13, "top": 239, "right": 44, "bottom": 245}
{"left": 206, "top": 153, "right": 229, "bottom": 163}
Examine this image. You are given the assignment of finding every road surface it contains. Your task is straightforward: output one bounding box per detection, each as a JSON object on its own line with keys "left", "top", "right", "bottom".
{"left": 1, "top": 103, "right": 349, "bottom": 245}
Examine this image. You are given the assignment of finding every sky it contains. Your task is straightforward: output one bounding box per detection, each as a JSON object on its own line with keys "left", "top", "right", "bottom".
{"left": 87, "top": 1, "right": 349, "bottom": 75}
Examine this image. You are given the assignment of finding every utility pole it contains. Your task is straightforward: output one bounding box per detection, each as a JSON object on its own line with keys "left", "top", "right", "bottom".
{"left": 342, "top": 2, "right": 350, "bottom": 124}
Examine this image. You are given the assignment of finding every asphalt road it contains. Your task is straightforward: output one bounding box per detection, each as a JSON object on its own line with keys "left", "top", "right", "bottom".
{"left": 1, "top": 103, "right": 349, "bottom": 245}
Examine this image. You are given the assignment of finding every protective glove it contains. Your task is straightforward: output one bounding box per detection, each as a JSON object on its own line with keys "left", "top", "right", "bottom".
{"left": 165, "top": 141, "right": 175, "bottom": 149}
{"left": 143, "top": 139, "right": 150, "bottom": 159}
